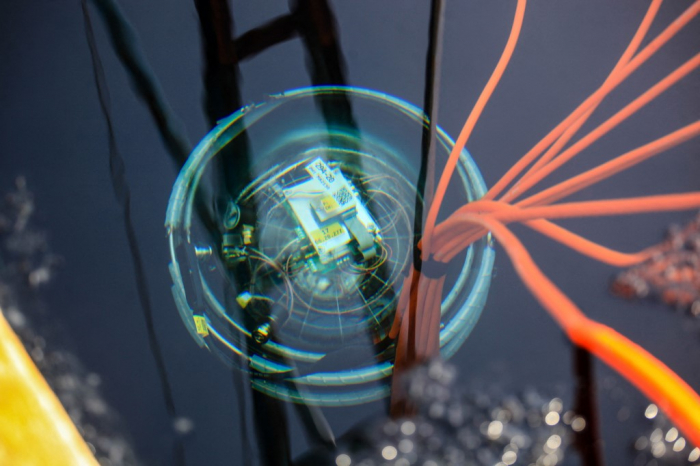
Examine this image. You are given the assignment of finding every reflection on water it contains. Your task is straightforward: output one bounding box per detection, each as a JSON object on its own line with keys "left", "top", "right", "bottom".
{"left": 2, "top": 0, "right": 699, "bottom": 464}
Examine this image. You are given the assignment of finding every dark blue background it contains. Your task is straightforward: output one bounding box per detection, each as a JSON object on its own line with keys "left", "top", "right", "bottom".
{"left": 1, "top": 1, "right": 698, "bottom": 464}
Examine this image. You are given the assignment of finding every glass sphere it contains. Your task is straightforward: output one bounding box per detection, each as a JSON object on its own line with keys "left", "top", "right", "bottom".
{"left": 166, "top": 86, "right": 494, "bottom": 406}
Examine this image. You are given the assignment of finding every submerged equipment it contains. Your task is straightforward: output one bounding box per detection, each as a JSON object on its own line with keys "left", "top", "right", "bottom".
{"left": 166, "top": 86, "right": 494, "bottom": 406}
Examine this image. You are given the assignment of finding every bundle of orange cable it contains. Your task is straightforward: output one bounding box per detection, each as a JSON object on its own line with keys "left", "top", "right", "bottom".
{"left": 390, "top": 0, "right": 700, "bottom": 447}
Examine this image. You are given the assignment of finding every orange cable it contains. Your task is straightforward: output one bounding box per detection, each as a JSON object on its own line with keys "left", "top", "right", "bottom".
{"left": 414, "top": 277, "right": 431, "bottom": 353}
{"left": 423, "top": 276, "right": 446, "bottom": 356}
{"left": 498, "top": 193, "right": 700, "bottom": 222}
{"left": 435, "top": 193, "right": 700, "bottom": 261}
{"left": 389, "top": 272, "right": 414, "bottom": 339}
{"left": 524, "top": 220, "right": 654, "bottom": 267}
{"left": 395, "top": 0, "right": 700, "bottom": 437}
{"left": 453, "top": 214, "right": 700, "bottom": 446}
{"left": 421, "top": 0, "right": 527, "bottom": 258}
{"left": 502, "top": 53, "right": 700, "bottom": 202}
{"left": 424, "top": 133, "right": 700, "bottom": 259}
{"left": 392, "top": 2, "right": 527, "bottom": 413}
{"left": 519, "top": 120, "right": 700, "bottom": 207}
{"left": 486, "top": 0, "right": 700, "bottom": 201}
{"left": 438, "top": 193, "right": 700, "bottom": 247}
{"left": 433, "top": 201, "right": 654, "bottom": 266}
{"left": 510, "top": 0, "right": 663, "bottom": 192}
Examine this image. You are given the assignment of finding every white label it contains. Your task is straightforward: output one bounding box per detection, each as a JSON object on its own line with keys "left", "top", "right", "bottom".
{"left": 305, "top": 158, "right": 356, "bottom": 212}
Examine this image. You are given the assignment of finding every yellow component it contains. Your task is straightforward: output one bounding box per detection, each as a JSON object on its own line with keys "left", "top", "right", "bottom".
{"left": 310, "top": 222, "right": 344, "bottom": 245}
{"left": 319, "top": 195, "right": 340, "bottom": 214}
{"left": 236, "top": 291, "right": 252, "bottom": 309}
{"left": 0, "top": 307, "right": 98, "bottom": 466}
{"left": 193, "top": 315, "right": 209, "bottom": 336}
{"left": 242, "top": 225, "right": 254, "bottom": 245}
{"left": 253, "top": 322, "right": 271, "bottom": 344}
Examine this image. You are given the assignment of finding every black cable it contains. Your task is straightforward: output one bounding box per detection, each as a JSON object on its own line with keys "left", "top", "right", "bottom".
{"left": 573, "top": 346, "right": 606, "bottom": 466}
{"left": 89, "top": 0, "right": 192, "bottom": 166}
{"left": 81, "top": 3, "right": 185, "bottom": 465}
{"left": 408, "top": 0, "right": 446, "bottom": 363}
{"left": 88, "top": 0, "right": 221, "bottom": 237}
{"left": 414, "top": 0, "right": 446, "bottom": 270}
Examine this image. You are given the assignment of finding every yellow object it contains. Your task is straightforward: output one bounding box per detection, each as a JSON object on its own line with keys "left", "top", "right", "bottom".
{"left": 242, "top": 225, "right": 254, "bottom": 245}
{"left": 193, "top": 315, "right": 209, "bottom": 336}
{"left": 0, "top": 307, "right": 98, "bottom": 466}
{"left": 310, "top": 222, "right": 344, "bottom": 245}
{"left": 235, "top": 291, "right": 252, "bottom": 309}
{"left": 319, "top": 195, "right": 340, "bottom": 214}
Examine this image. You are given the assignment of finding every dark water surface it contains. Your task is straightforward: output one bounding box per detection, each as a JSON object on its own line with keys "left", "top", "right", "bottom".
{"left": 1, "top": 1, "right": 699, "bottom": 465}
